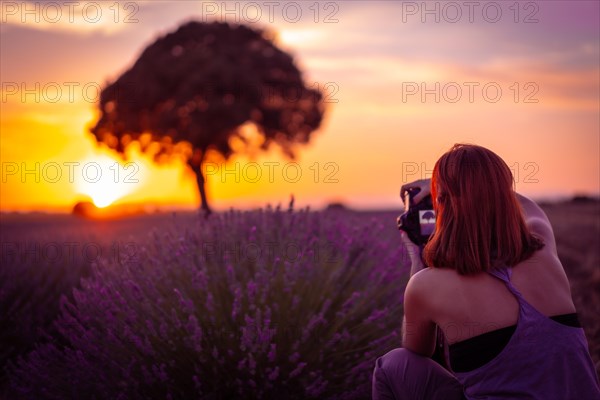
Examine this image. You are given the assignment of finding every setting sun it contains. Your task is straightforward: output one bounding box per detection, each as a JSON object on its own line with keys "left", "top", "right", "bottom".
{"left": 75, "top": 154, "right": 138, "bottom": 208}
{"left": 87, "top": 190, "right": 119, "bottom": 208}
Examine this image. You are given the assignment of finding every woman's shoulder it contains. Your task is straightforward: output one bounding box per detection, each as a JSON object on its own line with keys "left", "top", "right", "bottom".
{"left": 404, "top": 268, "right": 447, "bottom": 304}
{"left": 408, "top": 266, "right": 454, "bottom": 287}
{"left": 406, "top": 267, "right": 482, "bottom": 325}
{"left": 413, "top": 265, "right": 471, "bottom": 283}
{"left": 407, "top": 267, "right": 469, "bottom": 303}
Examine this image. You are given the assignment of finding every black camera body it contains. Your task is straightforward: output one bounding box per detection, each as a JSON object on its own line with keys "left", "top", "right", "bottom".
{"left": 397, "top": 188, "right": 436, "bottom": 246}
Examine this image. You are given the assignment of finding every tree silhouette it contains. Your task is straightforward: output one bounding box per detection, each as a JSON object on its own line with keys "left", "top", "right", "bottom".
{"left": 91, "top": 21, "right": 325, "bottom": 215}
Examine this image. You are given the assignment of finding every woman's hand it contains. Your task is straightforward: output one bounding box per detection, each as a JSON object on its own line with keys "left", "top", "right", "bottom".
{"left": 400, "top": 178, "right": 432, "bottom": 205}
{"left": 400, "top": 230, "right": 426, "bottom": 276}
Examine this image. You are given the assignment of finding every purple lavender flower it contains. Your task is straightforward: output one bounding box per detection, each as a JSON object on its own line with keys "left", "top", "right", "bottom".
{"left": 5, "top": 207, "right": 408, "bottom": 399}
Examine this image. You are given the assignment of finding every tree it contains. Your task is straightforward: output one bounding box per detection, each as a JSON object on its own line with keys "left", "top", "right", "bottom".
{"left": 91, "top": 21, "right": 326, "bottom": 216}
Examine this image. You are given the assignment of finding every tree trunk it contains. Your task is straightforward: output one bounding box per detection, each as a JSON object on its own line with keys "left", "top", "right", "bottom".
{"left": 189, "top": 156, "right": 212, "bottom": 218}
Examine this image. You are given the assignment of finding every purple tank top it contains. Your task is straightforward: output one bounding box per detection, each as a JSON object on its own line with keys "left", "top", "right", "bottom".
{"left": 452, "top": 264, "right": 600, "bottom": 399}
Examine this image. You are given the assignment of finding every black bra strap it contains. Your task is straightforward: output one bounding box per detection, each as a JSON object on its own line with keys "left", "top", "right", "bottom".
{"left": 449, "top": 313, "right": 580, "bottom": 372}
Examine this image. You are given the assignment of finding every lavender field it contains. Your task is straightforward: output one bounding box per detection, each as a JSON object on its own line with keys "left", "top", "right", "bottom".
{"left": 1, "top": 201, "right": 598, "bottom": 399}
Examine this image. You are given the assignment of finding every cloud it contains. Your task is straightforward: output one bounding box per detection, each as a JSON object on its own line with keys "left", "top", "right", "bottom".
{"left": 1, "top": 0, "right": 146, "bottom": 35}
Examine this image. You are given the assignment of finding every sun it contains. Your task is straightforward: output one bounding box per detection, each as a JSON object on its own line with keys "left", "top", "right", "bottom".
{"left": 75, "top": 154, "right": 138, "bottom": 208}
{"left": 87, "top": 185, "right": 125, "bottom": 208}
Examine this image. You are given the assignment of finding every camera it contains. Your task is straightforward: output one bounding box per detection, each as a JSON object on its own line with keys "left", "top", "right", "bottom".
{"left": 397, "top": 187, "right": 436, "bottom": 246}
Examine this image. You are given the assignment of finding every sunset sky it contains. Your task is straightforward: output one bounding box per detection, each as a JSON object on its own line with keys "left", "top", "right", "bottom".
{"left": 1, "top": 0, "right": 599, "bottom": 212}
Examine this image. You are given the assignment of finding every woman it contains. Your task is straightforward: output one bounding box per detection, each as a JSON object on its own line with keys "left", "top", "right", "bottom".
{"left": 372, "top": 144, "right": 600, "bottom": 399}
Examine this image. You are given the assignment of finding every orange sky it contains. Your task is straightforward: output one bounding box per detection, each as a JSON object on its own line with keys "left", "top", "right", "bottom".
{"left": 1, "top": 1, "right": 599, "bottom": 212}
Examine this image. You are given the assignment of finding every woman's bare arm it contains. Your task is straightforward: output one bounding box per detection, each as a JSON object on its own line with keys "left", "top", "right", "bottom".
{"left": 515, "top": 192, "right": 558, "bottom": 255}
{"left": 515, "top": 192, "right": 550, "bottom": 224}
{"left": 401, "top": 269, "right": 437, "bottom": 356}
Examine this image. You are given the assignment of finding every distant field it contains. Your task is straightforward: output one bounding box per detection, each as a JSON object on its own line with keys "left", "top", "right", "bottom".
{"left": 1, "top": 200, "right": 598, "bottom": 397}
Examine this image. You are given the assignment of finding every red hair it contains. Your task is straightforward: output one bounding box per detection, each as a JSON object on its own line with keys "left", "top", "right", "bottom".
{"left": 423, "top": 144, "right": 544, "bottom": 275}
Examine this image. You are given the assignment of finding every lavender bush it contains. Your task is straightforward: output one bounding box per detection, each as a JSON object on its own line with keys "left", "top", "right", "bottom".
{"left": 7, "top": 207, "right": 409, "bottom": 399}
{"left": 0, "top": 227, "right": 95, "bottom": 389}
